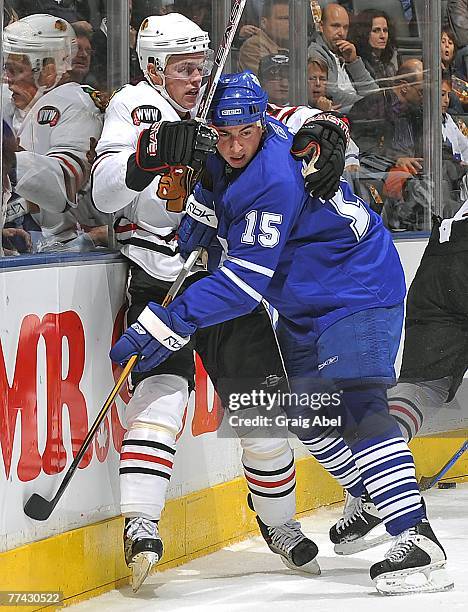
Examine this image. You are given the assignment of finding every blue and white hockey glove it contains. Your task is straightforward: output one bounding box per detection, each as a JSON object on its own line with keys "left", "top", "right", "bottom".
{"left": 178, "top": 189, "right": 222, "bottom": 271}
{"left": 109, "top": 303, "right": 194, "bottom": 372}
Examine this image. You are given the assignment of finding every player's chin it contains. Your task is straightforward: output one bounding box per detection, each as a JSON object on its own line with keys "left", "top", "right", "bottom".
{"left": 228, "top": 156, "right": 247, "bottom": 168}
{"left": 183, "top": 91, "right": 200, "bottom": 108}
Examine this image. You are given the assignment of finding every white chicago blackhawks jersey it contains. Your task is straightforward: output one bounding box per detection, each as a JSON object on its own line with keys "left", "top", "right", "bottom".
{"left": 15, "top": 82, "right": 103, "bottom": 241}
{"left": 91, "top": 80, "right": 193, "bottom": 281}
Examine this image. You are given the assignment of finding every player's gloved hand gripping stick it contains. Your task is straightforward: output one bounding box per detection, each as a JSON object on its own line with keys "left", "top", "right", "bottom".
{"left": 136, "top": 0, "right": 249, "bottom": 210}
{"left": 23, "top": 0, "right": 247, "bottom": 522}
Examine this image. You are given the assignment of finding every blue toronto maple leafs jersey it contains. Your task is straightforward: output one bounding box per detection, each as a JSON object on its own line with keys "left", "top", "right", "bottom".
{"left": 169, "top": 116, "right": 406, "bottom": 338}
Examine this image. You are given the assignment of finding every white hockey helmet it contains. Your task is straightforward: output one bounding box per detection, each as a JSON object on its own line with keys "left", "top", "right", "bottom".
{"left": 137, "top": 13, "right": 211, "bottom": 74}
{"left": 3, "top": 14, "right": 77, "bottom": 86}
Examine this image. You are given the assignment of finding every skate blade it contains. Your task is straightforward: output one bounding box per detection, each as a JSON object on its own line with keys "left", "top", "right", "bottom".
{"left": 280, "top": 555, "right": 321, "bottom": 575}
{"left": 130, "top": 551, "right": 159, "bottom": 592}
{"left": 334, "top": 529, "right": 392, "bottom": 555}
{"left": 374, "top": 563, "right": 454, "bottom": 596}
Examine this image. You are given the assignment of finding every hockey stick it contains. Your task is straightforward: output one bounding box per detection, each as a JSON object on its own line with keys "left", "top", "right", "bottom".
{"left": 23, "top": 250, "right": 201, "bottom": 521}
{"left": 419, "top": 439, "right": 468, "bottom": 491}
{"left": 197, "top": 0, "right": 247, "bottom": 122}
{"left": 23, "top": 4, "right": 246, "bottom": 523}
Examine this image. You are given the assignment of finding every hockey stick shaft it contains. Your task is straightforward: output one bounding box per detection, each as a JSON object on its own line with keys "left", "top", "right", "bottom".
{"left": 197, "top": 0, "right": 247, "bottom": 122}
{"left": 184, "top": 0, "right": 247, "bottom": 189}
{"left": 419, "top": 439, "right": 468, "bottom": 491}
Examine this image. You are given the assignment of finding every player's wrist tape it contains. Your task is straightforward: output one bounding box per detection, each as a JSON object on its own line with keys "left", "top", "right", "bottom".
{"left": 137, "top": 307, "right": 191, "bottom": 351}
{"left": 185, "top": 194, "right": 218, "bottom": 227}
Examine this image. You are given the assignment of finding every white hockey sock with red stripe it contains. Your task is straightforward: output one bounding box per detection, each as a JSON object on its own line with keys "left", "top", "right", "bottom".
{"left": 120, "top": 374, "right": 188, "bottom": 519}
{"left": 242, "top": 437, "right": 296, "bottom": 527}
{"left": 388, "top": 380, "right": 451, "bottom": 442}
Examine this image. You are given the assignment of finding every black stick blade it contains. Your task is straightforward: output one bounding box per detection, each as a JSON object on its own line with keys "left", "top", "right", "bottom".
{"left": 24, "top": 493, "right": 55, "bottom": 521}
{"left": 418, "top": 476, "right": 434, "bottom": 492}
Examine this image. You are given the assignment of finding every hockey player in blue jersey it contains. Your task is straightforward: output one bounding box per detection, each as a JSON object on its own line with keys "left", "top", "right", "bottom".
{"left": 110, "top": 72, "right": 453, "bottom": 595}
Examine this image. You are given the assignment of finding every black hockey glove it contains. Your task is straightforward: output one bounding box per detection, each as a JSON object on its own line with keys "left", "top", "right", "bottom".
{"left": 291, "top": 112, "right": 350, "bottom": 201}
{"left": 136, "top": 119, "right": 218, "bottom": 173}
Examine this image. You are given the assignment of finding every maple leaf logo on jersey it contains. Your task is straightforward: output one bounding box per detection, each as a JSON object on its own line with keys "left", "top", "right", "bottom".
{"left": 132, "top": 106, "right": 162, "bottom": 126}
{"left": 37, "top": 106, "right": 61, "bottom": 127}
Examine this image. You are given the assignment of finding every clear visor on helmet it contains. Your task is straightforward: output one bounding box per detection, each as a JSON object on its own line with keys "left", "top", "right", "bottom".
{"left": 164, "top": 49, "right": 214, "bottom": 80}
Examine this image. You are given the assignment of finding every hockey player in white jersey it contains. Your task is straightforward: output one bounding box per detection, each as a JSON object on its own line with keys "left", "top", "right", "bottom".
{"left": 2, "top": 14, "right": 105, "bottom": 250}
{"left": 92, "top": 13, "right": 321, "bottom": 592}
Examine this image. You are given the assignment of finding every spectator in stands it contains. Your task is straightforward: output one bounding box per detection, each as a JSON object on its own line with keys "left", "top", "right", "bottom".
{"left": 441, "top": 28, "right": 465, "bottom": 112}
{"left": 158, "top": 0, "right": 176, "bottom": 15}
{"left": 258, "top": 52, "right": 290, "bottom": 106}
{"left": 307, "top": 51, "right": 335, "bottom": 111}
{"left": 445, "top": 0, "right": 468, "bottom": 84}
{"left": 349, "top": 59, "right": 424, "bottom": 170}
{"left": 441, "top": 76, "right": 468, "bottom": 215}
{"left": 348, "top": 9, "right": 397, "bottom": 86}
{"left": 447, "top": 0, "right": 468, "bottom": 49}
{"left": 442, "top": 27, "right": 458, "bottom": 73}
{"left": 442, "top": 78, "right": 468, "bottom": 156}
{"left": 308, "top": 3, "right": 379, "bottom": 112}
{"left": 349, "top": 59, "right": 426, "bottom": 230}
{"left": 238, "top": 0, "right": 289, "bottom": 75}
{"left": 68, "top": 23, "right": 93, "bottom": 84}
{"left": 132, "top": 1, "right": 174, "bottom": 30}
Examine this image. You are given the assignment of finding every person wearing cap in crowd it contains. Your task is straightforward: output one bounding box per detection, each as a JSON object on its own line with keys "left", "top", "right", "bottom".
{"left": 238, "top": 0, "right": 289, "bottom": 74}
{"left": 258, "top": 51, "right": 290, "bottom": 106}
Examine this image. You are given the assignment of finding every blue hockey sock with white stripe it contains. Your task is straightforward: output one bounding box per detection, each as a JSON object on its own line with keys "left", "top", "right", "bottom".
{"left": 301, "top": 427, "right": 365, "bottom": 498}
{"left": 340, "top": 385, "right": 425, "bottom": 536}
{"left": 352, "top": 436, "right": 425, "bottom": 535}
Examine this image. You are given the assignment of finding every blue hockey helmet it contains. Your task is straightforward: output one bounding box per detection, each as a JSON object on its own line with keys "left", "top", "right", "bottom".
{"left": 209, "top": 71, "right": 268, "bottom": 127}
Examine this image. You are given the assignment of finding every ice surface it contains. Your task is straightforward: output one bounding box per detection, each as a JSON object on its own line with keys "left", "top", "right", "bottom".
{"left": 69, "top": 485, "right": 468, "bottom": 611}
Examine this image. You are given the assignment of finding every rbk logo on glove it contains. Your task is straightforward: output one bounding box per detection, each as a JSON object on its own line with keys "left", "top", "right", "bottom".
{"left": 164, "top": 334, "right": 187, "bottom": 350}
{"left": 185, "top": 194, "right": 218, "bottom": 227}
{"left": 110, "top": 303, "right": 194, "bottom": 373}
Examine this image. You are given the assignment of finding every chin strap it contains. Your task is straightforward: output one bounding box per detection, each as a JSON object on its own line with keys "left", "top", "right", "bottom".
{"left": 144, "top": 74, "right": 204, "bottom": 116}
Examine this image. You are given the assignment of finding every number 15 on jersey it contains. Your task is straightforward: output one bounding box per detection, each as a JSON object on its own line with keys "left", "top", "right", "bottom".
{"left": 241, "top": 211, "right": 283, "bottom": 248}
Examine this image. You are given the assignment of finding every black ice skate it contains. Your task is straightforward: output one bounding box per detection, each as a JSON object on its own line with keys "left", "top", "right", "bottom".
{"left": 329, "top": 491, "right": 390, "bottom": 555}
{"left": 124, "top": 517, "right": 163, "bottom": 592}
{"left": 370, "top": 520, "right": 454, "bottom": 595}
{"left": 248, "top": 494, "right": 320, "bottom": 574}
